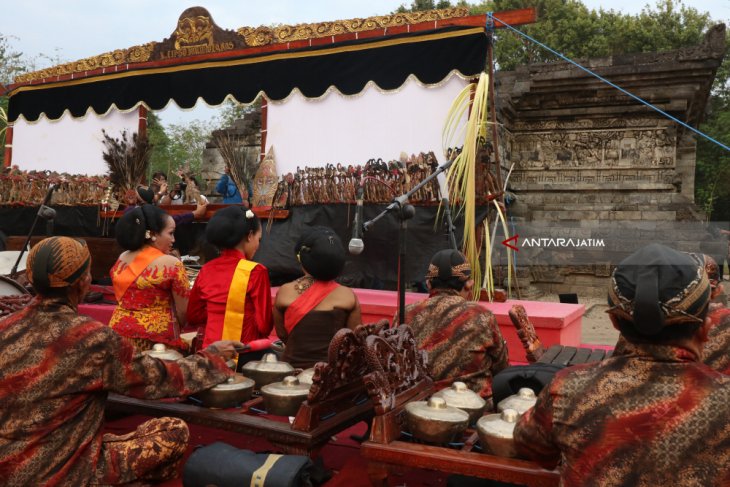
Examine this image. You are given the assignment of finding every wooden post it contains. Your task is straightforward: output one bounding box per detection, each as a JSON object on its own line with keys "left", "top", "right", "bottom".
{"left": 3, "top": 124, "right": 12, "bottom": 168}
{"left": 138, "top": 105, "right": 148, "bottom": 140}
{"left": 260, "top": 96, "right": 268, "bottom": 162}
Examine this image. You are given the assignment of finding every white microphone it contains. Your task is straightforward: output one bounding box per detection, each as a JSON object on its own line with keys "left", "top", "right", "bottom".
{"left": 348, "top": 185, "right": 365, "bottom": 255}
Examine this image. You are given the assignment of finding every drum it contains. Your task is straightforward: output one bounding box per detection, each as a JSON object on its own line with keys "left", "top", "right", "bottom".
{"left": 0, "top": 251, "right": 27, "bottom": 277}
{"left": 0, "top": 275, "right": 29, "bottom": 296}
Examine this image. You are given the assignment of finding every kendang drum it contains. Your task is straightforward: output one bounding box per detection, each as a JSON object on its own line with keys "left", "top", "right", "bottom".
{"left": 0, "top": 251, "right": 27, "bottom": 278}
{"left": 0, "top": 276, "right": 28, "bottom": 297}
{"left": 0, "top": 275, "right": 32, "bottom": 319}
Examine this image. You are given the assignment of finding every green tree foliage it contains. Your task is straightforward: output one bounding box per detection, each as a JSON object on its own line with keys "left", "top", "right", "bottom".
{"left": 395, "top": 0, "right": 455, "bottom": 13}
{"left": 696, "top": 57, "right": 730, "bottom": 222}
{"left": 466, "top": 0, "right": 711, "bottom": 70}
{"left": 0, "top": 33, "right": 27, "bottom": 153}
{"left": 145, "top": 111, "right": 173, "bottom": 180}
{"left": 217, "top": 97, "right": 261, "bottom": 129}
{"left": 164, "top": 119, "right": 216, "bottom": 187}
{"left": 0, "top": 34, "right": 26, "bottom": 86}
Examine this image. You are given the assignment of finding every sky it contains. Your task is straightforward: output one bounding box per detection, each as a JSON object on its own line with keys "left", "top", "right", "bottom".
{"left": 3, "top": 0, "right": 729, "bottom": 125}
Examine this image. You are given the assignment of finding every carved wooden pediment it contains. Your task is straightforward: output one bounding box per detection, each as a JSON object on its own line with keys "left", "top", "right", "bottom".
{"left": 362, "top": 324, "right": 430, "bottom": 414}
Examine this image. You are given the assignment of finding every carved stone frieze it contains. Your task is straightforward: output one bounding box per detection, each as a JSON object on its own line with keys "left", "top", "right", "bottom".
{"left": 512, "top": 117, "right": 665, "bottom": 132}
{"left": 509, "top": 168, "right": 677, "bottom": 185}
{"left": 510, "top": 125, "right": 677, "bottom": 170}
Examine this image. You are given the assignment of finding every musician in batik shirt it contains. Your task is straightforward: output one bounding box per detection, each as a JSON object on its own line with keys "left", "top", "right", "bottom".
{"left": 695, "top": 254, "right": 730, "bottom": 374}
{"left": 402, "top": 249, "right": 508, "bottom": 409}
{"left": 514, "top": 244, "right": 730, "bottom": 487}
{"left": 0, "top": 237, "right": 242, "bottom": 486}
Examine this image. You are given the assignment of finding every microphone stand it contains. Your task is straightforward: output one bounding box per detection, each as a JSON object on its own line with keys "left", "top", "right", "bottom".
{"left": 364, "top": 158, "right": 455, "bottom": 326}
{"left": 441, "top": 197, "right": 458, "bottom": 250}
{"left": 10, "top": 185, "right": 56, "bottom": 280}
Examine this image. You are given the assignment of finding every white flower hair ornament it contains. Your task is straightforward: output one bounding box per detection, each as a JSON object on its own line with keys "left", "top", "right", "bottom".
{"left": 144, "top": 230, "right": 152, "bottom": 240}
{"left": 245, "top": 209, "right": 254, "bottom": 219}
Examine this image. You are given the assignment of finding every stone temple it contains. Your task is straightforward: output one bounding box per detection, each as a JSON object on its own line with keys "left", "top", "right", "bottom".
{"left": 494, "top": 24, "right": 727, "bottom": 296}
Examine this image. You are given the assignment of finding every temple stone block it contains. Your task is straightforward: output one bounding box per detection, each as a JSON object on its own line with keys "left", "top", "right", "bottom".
{"left": 495, "top": 25, "right": 726, "bottom": 295}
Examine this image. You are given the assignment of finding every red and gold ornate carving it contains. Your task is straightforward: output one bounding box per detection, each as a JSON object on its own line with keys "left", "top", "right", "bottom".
{"left": 508, "top": 304, "right": 545, "bottom": 363}
{"left": 363, "top": 324, "right": 430, "bottom": 415}
{"left": 14, "top": 43, "right": 155, "bottom": 84}
{"left": 238, "top": 7, "right": 469, "bottom": 46}
{"left": 15, "top": 7, "right": 470, "bottom": 84}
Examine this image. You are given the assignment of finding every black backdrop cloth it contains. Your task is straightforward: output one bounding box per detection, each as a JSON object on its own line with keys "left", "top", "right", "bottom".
{"left": 9, "top": 28, "right": 487, "bottom": 122}
{"left": 256, "top": 204, "right": 488, "bottom": 289}
{"left": 0, "top": 204, "right": 488, "bottom": 289}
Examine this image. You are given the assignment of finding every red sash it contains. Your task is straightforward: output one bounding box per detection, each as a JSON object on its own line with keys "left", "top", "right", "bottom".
{"left": 113, "top": 246, "right": 164, "bottom": 301}
{"left": 284, "top": 280, "right": 339, "bottom": 334}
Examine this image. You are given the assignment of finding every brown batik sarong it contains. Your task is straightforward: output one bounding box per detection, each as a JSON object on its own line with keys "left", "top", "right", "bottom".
{"left": 92, "top": 417, "right": 189, "bottom": 485}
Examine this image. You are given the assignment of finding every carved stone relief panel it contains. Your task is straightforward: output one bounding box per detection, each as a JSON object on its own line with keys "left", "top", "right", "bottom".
{"left": 510, "top": 122, "right": 676, "bottom": 171}
{"left": 509, "top": 168, "right": 677, "bottom": 185}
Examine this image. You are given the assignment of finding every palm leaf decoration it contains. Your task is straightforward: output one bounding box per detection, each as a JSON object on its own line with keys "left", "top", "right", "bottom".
{"left": 443, "top": 72, "right": 511, "bottom": 300}
{"left": 0, "top": 105, "right": 7, "bottom": 143}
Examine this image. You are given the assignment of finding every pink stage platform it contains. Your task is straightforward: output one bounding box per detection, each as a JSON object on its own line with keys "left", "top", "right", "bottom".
{"left": 81, "top": 286, "right": 585, "bottom": 364}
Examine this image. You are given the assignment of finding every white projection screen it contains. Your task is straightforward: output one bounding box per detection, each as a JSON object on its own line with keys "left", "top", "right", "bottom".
{"left": 265, "top": 74, "right": 470, "bottom": 174}
{"left": 11, "top": 109, "right": 141, "bottom": 175}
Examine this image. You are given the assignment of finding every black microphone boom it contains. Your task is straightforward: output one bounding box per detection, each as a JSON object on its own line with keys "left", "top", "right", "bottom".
{"left": 348, "top": 184, "right": 365, "bottom": 255}
{"left": 10, "top": 184, "right": 57, "bottom": 279}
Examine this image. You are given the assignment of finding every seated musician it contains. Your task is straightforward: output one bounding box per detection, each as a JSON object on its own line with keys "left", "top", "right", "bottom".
{"left": 403, "top": 249, "right": 508, "bottom": 408}
{"left": 613, "top": 252, "right": 730, "bottom": 373}
{"left": 697, "top": 254, "right": 730, "bottom": 373}
{"left": 0, "top": 237, "right": 241, "bottom": 486}
{"left": 187, "top": 206, "right": 273, "bottom": 354}
{"left": 514, "top": 244, "right": 730, "bottom": 486}
{"left": 273, "top": 226, "right": 361, "bottom": 368}
{"left": 109, "top": 205, "right": 189, "bottom": 351}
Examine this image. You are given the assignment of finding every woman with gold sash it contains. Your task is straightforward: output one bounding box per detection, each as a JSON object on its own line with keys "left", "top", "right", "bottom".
{"left": 109, "top": 205, "right": 189, "bottom": 351}
{"left": 187, "top": 206, "right": 273, "bottom": 351}
{"left": 273, "top": 226, "right": 362, "bottom": 368}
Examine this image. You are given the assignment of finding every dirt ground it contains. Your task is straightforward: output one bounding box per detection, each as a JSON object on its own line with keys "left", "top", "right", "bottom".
{"left": 529, "top": 293, "right": 618, "bottom": 346}
{"left": 532, "top": 283, "right": 729, "bottom": 346}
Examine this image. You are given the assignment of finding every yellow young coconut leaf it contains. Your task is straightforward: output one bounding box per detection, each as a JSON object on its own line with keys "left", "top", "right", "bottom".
{"left": 443, "top": 72, "right": 490, "bottom": 300}
{"left": 493, "top": 199, "right": 512, "bottom": 298}
{"left": 482, "top": 218, "right": 493, "bottom": 299}
{"left": 0, "top": 106, "right": 7, "bottom": 138}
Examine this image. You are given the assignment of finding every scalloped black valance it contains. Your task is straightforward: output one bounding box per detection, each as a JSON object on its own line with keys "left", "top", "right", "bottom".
{"left": 8, "top": 27, "right": 487, "bottom": 122}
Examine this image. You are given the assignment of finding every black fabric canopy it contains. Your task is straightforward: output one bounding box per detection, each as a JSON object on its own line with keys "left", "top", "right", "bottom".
{"left": 9, "top": 27, "right": 487, "bottom": 122}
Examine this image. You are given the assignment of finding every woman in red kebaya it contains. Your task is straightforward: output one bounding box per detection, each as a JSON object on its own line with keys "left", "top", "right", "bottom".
{"left": 187, "top": 206, "right": 273, "bottom": 358}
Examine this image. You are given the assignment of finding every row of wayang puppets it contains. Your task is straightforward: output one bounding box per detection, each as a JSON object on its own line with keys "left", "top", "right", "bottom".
{"left": 0, "top": 166, "right": 109, "bottom": 206}
{"left": 268, "top": 149, "right": 501, "bottom": 208}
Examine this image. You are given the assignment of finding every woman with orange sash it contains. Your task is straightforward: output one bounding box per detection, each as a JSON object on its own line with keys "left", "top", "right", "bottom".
{"left": 187, "top": 206, "right": 273, "bottom": 351}
{"left": 274, "top": 226, "right": 361, "bottom": 368}
{"left": 109, "top": 205, "right": 189, "bottom": 351}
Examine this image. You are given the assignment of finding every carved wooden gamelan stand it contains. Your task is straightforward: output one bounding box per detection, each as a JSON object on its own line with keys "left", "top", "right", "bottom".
{"left": 360, "top": 325, "right": 560, "bottom": 487}
{"left": 107, "top": 323, "right": 390, "bottom": 456}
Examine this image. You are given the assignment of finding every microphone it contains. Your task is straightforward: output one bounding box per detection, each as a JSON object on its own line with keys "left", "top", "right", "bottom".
{"left": 348, "top": 184, "right": 365, "bottom": 255}
{"left": 39, "top": 205, "right": 56, "bottom": 236}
